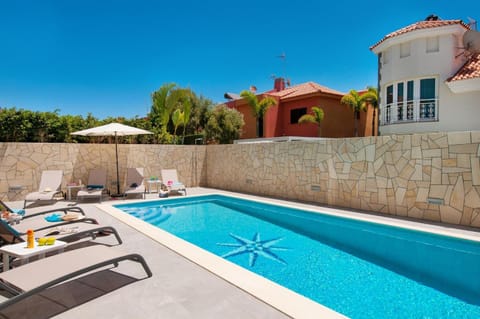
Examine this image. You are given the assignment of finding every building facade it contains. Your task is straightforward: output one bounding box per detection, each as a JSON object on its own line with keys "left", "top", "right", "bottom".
{"left": 224, "top": 78, "right": 376, "bottom": 139}
{"left": 370, "top": 16, "right": 480, "bottom": 135}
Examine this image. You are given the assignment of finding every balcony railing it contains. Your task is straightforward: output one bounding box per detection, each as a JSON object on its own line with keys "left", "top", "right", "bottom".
{"left": 380, "top": 99, "right": 438, "bottom": 125}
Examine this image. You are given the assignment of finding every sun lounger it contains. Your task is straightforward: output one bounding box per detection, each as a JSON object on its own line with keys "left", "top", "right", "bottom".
{"left": 77, "top": 168, "right": 108, "bottom": 202}
{"left": 0, "top": 217, "right": 122, "bottom": 249}
{"left": 0, "top": 199, "right": 102, "bottom": 240}
{"left": 124, "top": 168, "right": 146, "bottom": 199}
{"left": 1, "top": 199, "right": 85, "bottom": 220}
{"left": 24, "top": 170, "right": 64, "bottom": 208}
{"left": 161, "top": 169, "right": 187, "bottom": 196}
{"left": 0, "top": 245, "right": 152, "bottom": 311}
{"left": 0, "top": 200, "right": 26, "bottom": 218}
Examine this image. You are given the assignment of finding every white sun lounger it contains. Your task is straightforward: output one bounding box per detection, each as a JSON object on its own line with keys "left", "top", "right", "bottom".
{"left": 77, "top": 168, "right": 108, "bottom": 202}
{"left": 124, "top": 168, "right": 146, "bottom": 199}
{"left": 24, "top": 170, "right": 64, "bottom": 208}
{"left": 161, "top": 169, "right": 186, "bottom": 196}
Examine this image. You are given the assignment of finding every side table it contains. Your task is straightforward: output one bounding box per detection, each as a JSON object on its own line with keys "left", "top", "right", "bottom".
{"left": 0, "top": 240, "right": 67, "bottom": 271}
{"left": 146, "top": 180, "right": 162, "bottom": 193}
{"left": 66, "top": 185, "right": 84, "bottom": 201}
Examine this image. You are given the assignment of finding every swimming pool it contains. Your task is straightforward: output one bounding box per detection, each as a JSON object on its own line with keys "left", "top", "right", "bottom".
{"left": 110, "top": 194, "right": 480, "bottom": 318}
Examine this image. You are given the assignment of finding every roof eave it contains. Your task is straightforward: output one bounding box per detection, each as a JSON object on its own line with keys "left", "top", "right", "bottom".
{"left": 371, "top": 23, "right": 468, "bottom": 53}
{"left": 445, "top": 77, "right": 480, "bottom": 93}
{"left": 279, "top": 91, "right": 344, "bottom": 103}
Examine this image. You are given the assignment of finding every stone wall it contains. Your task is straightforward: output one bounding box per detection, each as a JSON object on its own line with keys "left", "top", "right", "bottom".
{"left": 206, "top": 132, "right": 480, "bottom": 228}
{"left": 1, "top": 131, "right": 480, "bottom": 228}
{"left": 0, "top": 143, "right": 206, "bottom": 201}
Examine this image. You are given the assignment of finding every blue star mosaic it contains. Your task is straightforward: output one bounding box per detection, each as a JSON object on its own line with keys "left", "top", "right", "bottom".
{"left": 217, "top": 232, "right": 289, "bottom": 267}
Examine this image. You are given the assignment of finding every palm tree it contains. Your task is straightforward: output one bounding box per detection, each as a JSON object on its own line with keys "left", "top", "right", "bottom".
{"left": 340, "top": 89, "right": 366, "bottom": 137}
{"left": 360, "top": 86, "right": 379, "bottom": 136}
{"left": 150, "top": 83, "right": 177, "bottom": 141}
{"left": 240, "top": 90, "right": 277, "bottom": 137}
{"left": 150, "top": 84, "right": 193, "bottom": 143}
{"left": 171, "top": 108, "right": 184, "bottom": 138}
{"left": 181, "top": 94, "right": 192, "bottom": 141}
{"left": 298, "top": 106, "right": 325, "bottom": 137}
{"left": 172, "top": 90, "right": 193, "bottom": 144}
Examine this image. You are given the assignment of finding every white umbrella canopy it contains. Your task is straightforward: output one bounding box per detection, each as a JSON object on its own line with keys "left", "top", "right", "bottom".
{"left": 71, "top": 123, "right": 153, "bottom": 195}
{"left": 71, "top": 123, "right": 153, "bottom": 137}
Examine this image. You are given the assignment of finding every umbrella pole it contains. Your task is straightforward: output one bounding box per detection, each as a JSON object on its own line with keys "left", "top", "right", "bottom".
{"left": 115, "top": 132, "right": 120, "bottom": 195}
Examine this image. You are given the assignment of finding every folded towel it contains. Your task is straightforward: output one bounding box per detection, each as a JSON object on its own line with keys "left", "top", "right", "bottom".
{"left": 45, "top": 213, "right": 63, "bottom": 222}
{"left": 12, "top": 208, "right": 25, "bottom": 216}
{"left": 61, "top": 212, "right": 83, "bottom": 221}
{"left": 44, "top": 226, "right": 79, "bottom": 236}
{"left": 87, "top": 185, "right": 104, "bottom": 190}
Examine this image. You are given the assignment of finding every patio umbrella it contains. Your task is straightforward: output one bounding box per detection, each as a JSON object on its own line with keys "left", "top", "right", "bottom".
{"left": 71, "top": 123, "right": 153, "bottom": 195}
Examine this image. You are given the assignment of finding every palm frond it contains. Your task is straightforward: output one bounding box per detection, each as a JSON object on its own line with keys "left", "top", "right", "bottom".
{"left": 298, "top": 114, "right": 316, "bottom": 124}
{"left": 360, "top": 90, "right": 378, "bottom": 109}
{"left": 311, "top": 107, "right": 325, "bottom": 122}
{"left": 240, "top": 91, "right": 276, "bottom": 117}
{"left": 258, "top": 96, "right": 277, "bottom": 116}
{"left": 341, "top": 89, "right": 366, "bottom": 112}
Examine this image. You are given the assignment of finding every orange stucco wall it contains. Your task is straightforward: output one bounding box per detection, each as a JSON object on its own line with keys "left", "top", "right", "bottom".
{"left": 231, "top": 103, "right": 257, "bottom": 139}
{"left": 226, "top": 93, "right": 377, "bottom": 139}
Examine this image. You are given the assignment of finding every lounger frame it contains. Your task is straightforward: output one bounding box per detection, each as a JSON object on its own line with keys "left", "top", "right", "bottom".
{"left": 0, "top": 247, "right": 152, "bottom": 311}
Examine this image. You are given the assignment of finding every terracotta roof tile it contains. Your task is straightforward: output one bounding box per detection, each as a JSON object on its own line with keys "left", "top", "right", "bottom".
{"left": 370, "top": 19, "right": 469, "bottom": 50}
{"left": 448, "top": 53, "right": 480, "bottom": 82}
{"left": 266, "top": 82, "right": 344, "bottom": 100}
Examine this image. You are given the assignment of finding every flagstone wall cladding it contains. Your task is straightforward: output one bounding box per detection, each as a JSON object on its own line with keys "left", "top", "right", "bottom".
{"left": 0, "top": 143, "right": 206, "bottom": 200}
{"left": 1, "top": 131, "right": 479, "bottom": 228}
{"left": 205, "top": 132, "right": 480, "bottom": 228}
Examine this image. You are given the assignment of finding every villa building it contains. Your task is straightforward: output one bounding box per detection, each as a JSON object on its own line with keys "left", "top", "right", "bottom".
{"left": 370, "top": 15, "right": 480, "bottom": 135}
{"left": 224, "top": 78, "right": 376, "bottom": 139}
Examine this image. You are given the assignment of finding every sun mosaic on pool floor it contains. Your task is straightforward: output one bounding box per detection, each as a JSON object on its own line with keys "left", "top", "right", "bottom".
{"left": 217, "top": 232, "right": 290, "bottom": 267}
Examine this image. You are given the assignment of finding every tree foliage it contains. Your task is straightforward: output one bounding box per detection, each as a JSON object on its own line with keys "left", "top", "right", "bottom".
{"left": 205, "top": 105, "right": 244, "bottom": 144}
{"left": 340, "top": 87, "right": 379, "bottom": 137}
{"left": 0, "top": 83, "right": 221, "bottom": 144}
{"left": 340, "top": 89, "right": 367, "bottom": 137}
{"left": 361, "top": 86, "right": 379, "bottom": 136}
{"left": 149, "top": 84, "right": 205, "bottom": 144}
{"left": 298, "top": 106, "right": 325, "bottom": 137}
{"left": 239, "top": 90, "right": 277, "bottom": 137}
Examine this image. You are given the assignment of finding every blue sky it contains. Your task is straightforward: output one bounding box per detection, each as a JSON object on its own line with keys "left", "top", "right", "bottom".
{"left": 1, "top": 1, "right": 479, "bottom": 119}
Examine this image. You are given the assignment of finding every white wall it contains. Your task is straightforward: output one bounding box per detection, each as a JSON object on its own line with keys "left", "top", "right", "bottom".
{"left": 375, "top": 25, "right": 479, "bottom": 135}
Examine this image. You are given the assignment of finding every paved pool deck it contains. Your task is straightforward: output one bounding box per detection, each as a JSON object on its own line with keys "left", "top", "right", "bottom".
{"left": 3, "top": 188, "right": 294, "bottom": 319}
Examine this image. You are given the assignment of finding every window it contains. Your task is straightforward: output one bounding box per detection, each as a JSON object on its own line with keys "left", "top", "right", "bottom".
{"left": 420, "top": 78, "right": 436, "bottom": 119}
{"left": 406, "top": 80, "right": 414, "bottom": 120}
{"left": 290, "top": 107, "right": 307, "bottom": 124}
{"left": 420, "top": 78, "right": 435, "bottom": 100}
{"left": 382, "top": 78, "right": 437, "bottom": 125}
{"left": 397, "top": 83, "right": 404, "bottom": 120}
{"left": 386, "top": 85, "right": 393, "bottom": 123}
{"left": 426, "top": 36, "right": 439, "bottom": 53}
{"left": 386, "top": 85, "right": 393, "bottom": 104}
{"left": 387, "top": 85, "right": 393, "bottom": 104}
{"left": 400, "top": 42, "right": 411, "bottom": 58}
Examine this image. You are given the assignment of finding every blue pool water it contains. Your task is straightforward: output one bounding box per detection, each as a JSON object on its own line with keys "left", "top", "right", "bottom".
{"left": 115, "top": 195, "right": 480, "bottom": 318}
